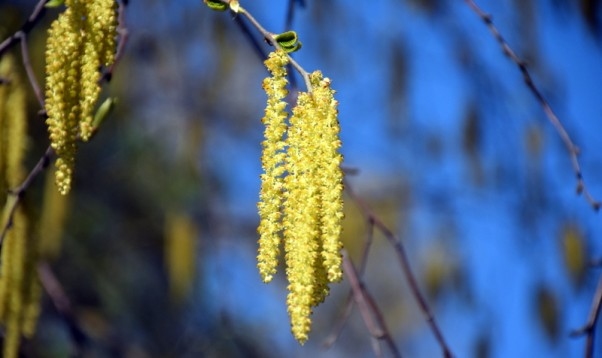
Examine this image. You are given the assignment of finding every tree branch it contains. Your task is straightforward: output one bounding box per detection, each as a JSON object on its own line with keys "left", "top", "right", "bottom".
{"left": 324, "top": 216, "right": 375, "bottom": 348}
{"left": 464, "top": 0, "right": 600, "bottom": 212}
{"left": 37, "top": 261, "right": 90, "bottom": 355}
{"left": 345, "top": 179, "right": 454, "bottom": 358}
{"left": 0, "top": 0, "right": 47, "bottom": 58}
{"left": 0, "top": 146, "right": 53, "bottom": 248}
{"left": 342, "top": 251, "right": 402, "bottom": 358}
{"left": 570, "top": 273, "right": 602, "bottom": 358}
{"left": 17, "top": 32, "right": 45, "bottom": 108}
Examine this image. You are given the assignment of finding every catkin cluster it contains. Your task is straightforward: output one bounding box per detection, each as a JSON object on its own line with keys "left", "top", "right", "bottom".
{"left": 257, "top": 50, "right": 344, "bottom": 344}
{"left": 0, "top": 54, "right": 42, "bottom": 358}
{"left": 45, "top": 0, "right": 117, "bottom": 195}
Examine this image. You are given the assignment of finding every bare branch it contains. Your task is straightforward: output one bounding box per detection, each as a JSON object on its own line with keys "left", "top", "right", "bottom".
{"left": 324, "top": 217, "right": 375, "bottom": 348}
{"left": 285, "top": 0, "right": 304, "bottom": 32}
{"left": 17, "top": 32, "right": 45, "bottom": 108}
{"left": 1, "top": 145, "right": 53, "bottom": 248}
{"left": 342, "top": 251, "right": 402, "bottom": 358}
{"left": 345, "top": 179, "right": 454, "bottom": 358}
{"left": 464, "top": 0, "right": 601, "bottom": 211}
{"left": 38, "top": 261, "right": 90, "bottom": 354}
{"left": 0, "top": 0, "right": 47, "bottom": 58}
{"left": 570, "top": 273, "right": 602, "bottom": 358}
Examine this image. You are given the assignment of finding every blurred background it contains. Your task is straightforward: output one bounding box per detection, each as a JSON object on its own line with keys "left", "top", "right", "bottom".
{"left": 1, "top": 0, "right": 602, "bottom": 356}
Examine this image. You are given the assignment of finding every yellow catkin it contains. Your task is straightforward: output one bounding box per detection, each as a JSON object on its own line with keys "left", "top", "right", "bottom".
{"left": 0, "top": 60, "right": 9, "bottom": 193}
{"left": 0, "top": 50, "right": 41, "bottom": 358}
{"left": 45, "top": 0, "right": 117, "bottom": 193}
{"left": 257, "top": 51, "right": 344, "bottom": 344}
{"left": 79, "top": 0, "right": 117, "bottom": 140}
{"left": 164, "top": 212, "right": 198, "bottom": 303}
{"left": 257, "top": 50, "right": 289, "bottom": 283}
{"left": 5, "top": 208, "right": 27, "bottom": 358}
{"left": 0, "top": 206, "right": 39, "bottom": 358}
{"left": 21, "top": 272, "right": 42, "bottom": 338}
{"left": 45, "top": 10, "right": 82, "bottom": 195}
{"left": 310, "top": 72, "right": 344, "bottom": 283}
{"left": 283, "top": 92, "right": 322, "bottom": 344}
{"left": 1, "top": 56, "right": 27, "bottom": 189}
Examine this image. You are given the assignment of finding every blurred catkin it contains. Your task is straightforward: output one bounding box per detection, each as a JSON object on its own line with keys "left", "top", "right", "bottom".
{"left": 0, "top": 53, "right": 41, "bottom": 358}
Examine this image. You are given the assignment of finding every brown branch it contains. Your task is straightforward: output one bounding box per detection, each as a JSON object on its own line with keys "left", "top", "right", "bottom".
{"left": 0, "top": 0, "right": 48, "bottom": 58}
{"left": 345, "top": 179, "right": 454, "bottom": 358}
{"left": 342, "top": 251, "right": 402, "bottom": 358}
{"left": 17, "top": 32, "right": 45, "bottom": 108}
{"left": 570, "top": 273, "right": 602, "bottom": 358}
{"left": 324, "top": 216, "right": 375, "bottom": 348}
{"left": 0, "top": 145, "right": 53, "bottom": 248}
{"left": 37, "top": 261, "right": 90, "bottom": 354}
{"left": 464, "top": 0, "right": 600, "bottom": 211}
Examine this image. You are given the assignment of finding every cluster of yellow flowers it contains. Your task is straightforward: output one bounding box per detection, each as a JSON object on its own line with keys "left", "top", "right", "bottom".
{"left": 45, "top": 0, "right": 117, "bottom": 195}
{"left": 257, "top": 50, "right": 344, "bottom": 343}
{"left": 0, "top": 54, "right": 42, "bottom": 358}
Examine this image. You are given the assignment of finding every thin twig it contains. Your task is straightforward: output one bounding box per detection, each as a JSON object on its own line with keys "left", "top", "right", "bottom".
{"left": 343, "top": 251, "right": 402, "bottom": 358}
{"left": 345, "top": 179, "right": 454, "bottom": 358}
{"left": 324, "top": 217, "right": 375, "bottom": 348}
{"left": 17, "top": 32, "right": 45, "bottom": 108}
{"left": 0, "top": 146, "right": 53, "bottom": 248}
{"left": 570, "top": 273, "right": 602, "bottom": 358}
{"left": 38, "top": 261, "right": 90, "bottom": 354}
{"left": 235, "top": 6, "right": 312, "bottom": 91}
{"left": 285, "top": 0, "right": 296, "bottom": 31}
{"left": 234, "top": 15, "right": 269, "bottom": 62}
{"left": 464, "top": 0, "right": 600, "bottom": 211}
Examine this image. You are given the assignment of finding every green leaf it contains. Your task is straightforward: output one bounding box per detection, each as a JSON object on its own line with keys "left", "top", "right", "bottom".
{"left": 203, "top": 0, "right": 228, "bottom": 11}
{"left": 44, "top": 0, "right": 65, "bottom": 8}
{"left": 92, "top": 97, "right": 117, "bottom": 134}
{"left": 274, "top": 31, "right": 302, "bottom": 53}
{"left": 275, "top": 31, "right": 298, "bottom": 48}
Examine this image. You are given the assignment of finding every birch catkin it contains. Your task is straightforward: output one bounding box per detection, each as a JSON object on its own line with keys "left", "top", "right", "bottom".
{"left": 257, "top": 50, "right": 344, "bottom": 344}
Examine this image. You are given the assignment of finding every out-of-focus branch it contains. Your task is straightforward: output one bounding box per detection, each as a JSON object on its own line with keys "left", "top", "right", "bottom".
{"left": 323, "top": 216, "right": 375, "bottom": 348}
{"left": 0, "top": 0, "right": 47, "bottom": 58}
{"left": 285, "top": 0, "right": 304, "bottom": 34}
{"left": 464, "top": 0, "right": 600, "bottom": 212}
{"left": 0, "top": 146, "right": 53, "bottom": 248}
{"left": 570, "top": 273, "right": 602, "bottom": 358}
{"left": 345, "top": 179, "right": 454, "bottom": 358}
{"left": 38, "top": 261, "right": 90, "bottom": 354}
{"left": 342, "top": 251, "right": 402, "bottom": 358}
{"left": 17, "top": 32, "right": 45, "bottom": 107}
